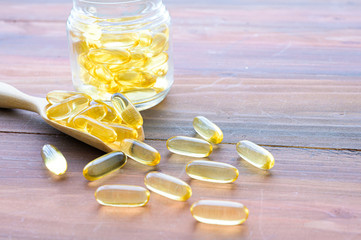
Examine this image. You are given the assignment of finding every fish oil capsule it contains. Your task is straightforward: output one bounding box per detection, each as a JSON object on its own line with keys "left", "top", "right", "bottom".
{"left": 111, "top": 93, "right": 143, "bottom": 128}
{"left": 89, "top": 64, "right": 115, "bottom": 83}
{"left": 77, "top": 104, "right": 107, "bottom": 121}
{"left": 144, "top": 171, "right": 192, "bottom": 201}
{"left": 186, "top": 160, "right": 239, "bottom": 183}
{"left": 193, "top": 116, "right": 223, "bottom": 144}
{"left": 83, "top": 152, "right": 127, "bottom": 181}
{"left": 190, "top": 200, "right": 249, "bottom": 225}
{"left": 120, "top": 139, "right": 160, "bottom": 166}
{"left": 46, "top": 94, "right": 91, "bottom": 121}
{"left": 236, "top": 140, "right": 275, "bottom": 170}
{"left": 107, "top": 123, "right": 138, "bottom": 141}
{"left": 95, "top": 185, "right": 150, "bottom": 207}
{"left": 41, "top": 144, "right": 67, "bottom": 175}
{"left": 138, "top": 30, "right": 152, "bottom": 47}
{"left": 73, "top": 115, "right": 117, "bottom": 143}
{"left": 166, "top": 136, "right": 213, "bottom": 158}
{"left": 46, "top": 90, "right": 78, "bottom": 105}
{"left": 147, "top": 33, "right": 167, "bottom": 57}
{"left": 87, "top": 48, "right": 130, "bottom": 65}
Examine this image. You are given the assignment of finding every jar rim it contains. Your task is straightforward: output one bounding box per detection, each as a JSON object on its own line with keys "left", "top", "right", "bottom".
{"left": 75, "top": 0, "right": 157, "bottom": 5}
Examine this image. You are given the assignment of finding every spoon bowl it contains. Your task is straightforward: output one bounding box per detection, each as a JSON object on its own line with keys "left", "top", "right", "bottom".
{"left": 0, "top": 82, "right": 144, "bottom": 152}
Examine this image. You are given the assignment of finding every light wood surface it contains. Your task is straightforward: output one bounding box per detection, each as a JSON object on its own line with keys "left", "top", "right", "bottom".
{"left": 0, "top": 0, "right": 360, "bottom": 239}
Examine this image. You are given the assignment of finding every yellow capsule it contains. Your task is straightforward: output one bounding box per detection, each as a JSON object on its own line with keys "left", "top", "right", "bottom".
{"left": 83, "top": 152, "right": 127, "bottom": 181}
{"left": 190, "top": 200, "right": 249, "bottom": 225}
{"left": 78, "top": 52, "right": 95, "bottom": 70}
{"left": 101, "top": 33, "right": 139, "bottom": 49}
{"left": 97, "top": 102, "right": 122, "bottom": 124}
{"left": 89, "top": 64, "right": 115, "bottom": 83}
{"left": 46, "top": 90, "right": 78, "bottom": 105}
{"left": 186, "top": 160, "right": 239, "bottom": 183}
{"left": 87, "top": 48, "right": 131, "bottom": 65}
{"left": 123, "top": 88, "right": 160, "bottom": 102}
{"left": 77, "top": 104, "right": 107, "bottom": 121}
{"left": 41, "top": 144, "right": 67, "bottom": 175}
{"left": 138, "top": 30, "right": 152, "bottom": 47}
{"left": 166, "top": 136, "right": 213, "bottom": 158}
{"left": 147, "top": 33, "right": 167, "bottom": 56}
{"left": 236, "top": 140, "right": 275, "bottom": 170}
{"left": 120, "top": 139, "right": 160, "bottom": 166}
{"left": 144, "top": 52, "right": 168, "bottom": 70}
{"left": 144, "top": 171, "right": 192, "bottom": 201}
{"left": 193, "top": 116, "right": 223, "bottom": 144}
{"left": 117, "top": 71, "right": 142, "bottom": 82}
{"left": 95, "top": 185, "right": 150, "bottom": 207}
{"left": 46, "top": 94, "right": 90, "bottom": 121}
{"left": 107, "top": 123, "right": 138, "bottom": 141}
{"left": 111, "top": 93, "right": 143, "bottom": 128}
{"left": 73, "top": 115, "right": 117, "bottom": 143}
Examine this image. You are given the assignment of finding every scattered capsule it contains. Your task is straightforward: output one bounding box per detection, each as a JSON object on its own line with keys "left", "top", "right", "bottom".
{"left": 186, "top": 160, "right": 239, "bottom": 183}
{"left": 166, "top": 136, "right": 213, "bottom": 158}
{"left": 46, "top": 94, "right": 90, "bottom": 121}
{"left": 107, "top": 123, "right": 138, "bottom": 141}
{"left": 144, "top": 171, "right": 192, "bottom": 201}
{"left": 83, "top": 152, "right": 127, "bottom": 181}
{"left": 46, "top": 90, "right": 78, "bottom": 104}
{"left": 236, "top": 140, "right": 275, "bottom": 170}
{"left": 73, "top": 115, "right": 117, "bottom": 143}
{"left": 111, "top": 93, "right": 143, "bottom": 128}
{"left": 193, "top": 116, "right": 223, "bottom": 144}
{"left": 95, "top": 185, "right": 150, "bottom": 207}
{"left": 41, "top": 144, "right": 67, "bottom": 175}
{"left": 120, "top": 139, "right": 160, "bottom": 166}
{"left": 190, "top": 200, "right": 249, "bottom": 225}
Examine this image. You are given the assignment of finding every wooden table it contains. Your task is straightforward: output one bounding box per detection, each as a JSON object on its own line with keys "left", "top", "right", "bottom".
{"left": 1, "top": 0, "right": 360, "bottom": 239}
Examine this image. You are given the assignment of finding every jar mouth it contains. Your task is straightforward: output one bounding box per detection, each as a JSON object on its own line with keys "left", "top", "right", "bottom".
{"left": 70, "top": 0, "right": 169, "bottom": 33}
{"left": 74, "top": 0, "right": 144, "bottom": 5}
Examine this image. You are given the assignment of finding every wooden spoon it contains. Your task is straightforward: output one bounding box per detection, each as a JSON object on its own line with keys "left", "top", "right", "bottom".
{"left": 0, "top": 82, "right": 144, "bottom": 152}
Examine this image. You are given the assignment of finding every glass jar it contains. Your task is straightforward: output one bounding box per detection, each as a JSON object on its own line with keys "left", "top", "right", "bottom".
{"left": 67, "top": 0, "right": 173, "bottom": 110}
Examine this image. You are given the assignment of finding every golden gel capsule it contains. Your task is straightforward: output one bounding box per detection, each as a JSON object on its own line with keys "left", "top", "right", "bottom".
{"left": 41, "top": 144, "right": 67, "bottom": 175}
{"left": 73, "top": 115, "right": 117, "bottom": 143}
{"left": 120, "top": 139, "right": 160, "bottom": 166}
{"left": 236, "top": 140, "right": 275, "bottom": 170}
{"left": 46, "top": 94, "right": 90, "bottom": 121}
{"left": 95, "top": 185, "right": 150, "bottom": 207}
{"left": 190, "top": 200, "right": 249, "bottom": 225}
{"left": 144, "top": 171, "right": 192, "bottom": 201}
{"left": 193, "top": 116, "right": 223, "bottom": 144}
{"left": 166, "top": 136, "right": 213, "bottom": 158}
{"left": 111, "top": 93, "right": 143, "bottom": 128}
{"left": 93, "top": 100, "right": 122, "bottom": 124}
{"left": 77, "top": 104, "right": 107, "bottom": 121}
{"left": 185, "top": 160, "right": 238, "bottom": 183}
{"left": 107, "top": 123, "right": 138, "bottom": 141}
{"left": 46, "top": 90, "right": 78, "bottom": 104}
{"left": 83, "top": 152, "right": 127, "bottom": 181}
{"left": 87, "top": 48, "right": 130, "bottom": 65}
{"left": 148, "top": 33, "right": 167, "bottom": 56}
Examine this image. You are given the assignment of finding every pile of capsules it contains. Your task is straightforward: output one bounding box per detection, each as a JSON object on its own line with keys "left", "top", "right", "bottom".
{"left": 71, "top": 23, "right": 169, "bottom": 95}
{"left": 42, "top": 90, "right": 275, "bottom": 226}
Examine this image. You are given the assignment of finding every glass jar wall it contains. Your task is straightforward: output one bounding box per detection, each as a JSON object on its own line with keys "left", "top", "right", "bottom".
{"left": 67, "top": 0, "right": 173, "bottom": 110}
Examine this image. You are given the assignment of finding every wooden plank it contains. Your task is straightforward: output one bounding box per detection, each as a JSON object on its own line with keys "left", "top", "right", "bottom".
{"left": 0, "top": 133, "right": 360, "bottom": 239}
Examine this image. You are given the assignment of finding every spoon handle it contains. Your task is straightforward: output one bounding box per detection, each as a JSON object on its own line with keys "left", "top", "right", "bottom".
{"left": 0, "top": 82, "right": 44, "bottom": 114}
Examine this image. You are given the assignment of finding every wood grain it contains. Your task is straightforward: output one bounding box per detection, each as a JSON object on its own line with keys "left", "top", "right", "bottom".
{"left": 0, "top": 0, "right": 361, "bottom": 239}
{"left": 0, "top": 133, "right": 360, "bottom": 239}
